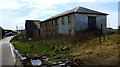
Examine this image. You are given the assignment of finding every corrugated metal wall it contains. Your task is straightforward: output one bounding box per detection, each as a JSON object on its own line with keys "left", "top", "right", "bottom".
{"left": 74, "top": 14, "right": 106, "bottom": 33}
{"left": 58, "top": 14, "right": 75, "bottom": 35}
{"left": 38, "top": 13, "right": 107, "bottom": 39}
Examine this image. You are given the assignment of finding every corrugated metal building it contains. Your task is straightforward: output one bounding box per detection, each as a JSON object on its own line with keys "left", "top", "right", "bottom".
{"left": 41, "top": 6, "right": 108, "bottom": 35}
{"left": 25, "top": 20, "right": 41, "bottom": 40}
{"left": 25, "top": 6, "right": 108, "bottom": 40}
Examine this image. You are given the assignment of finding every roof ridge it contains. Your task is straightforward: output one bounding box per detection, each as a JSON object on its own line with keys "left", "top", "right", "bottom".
{"left": 74, "top": 6, "right": 80, "bottom": 12}
{"left": 44, "top": 6, "right": 108, "bottom": 21}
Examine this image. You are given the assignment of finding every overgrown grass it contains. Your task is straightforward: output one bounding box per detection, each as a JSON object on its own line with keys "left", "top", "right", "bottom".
{"left": 71, "top": 33, "right": 120, "bottom": 65}
{"left": 12, "top": 38, "right": 74, "bottom": 61}
{"left": 11, "top": 31, "right": 120, "bottom": 64}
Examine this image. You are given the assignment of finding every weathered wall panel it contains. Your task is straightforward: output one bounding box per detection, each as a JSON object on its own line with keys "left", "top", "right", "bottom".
{"left": 74, "top": 14, "right": 88, "bottom": 32}
{"left": 58, "top": 14, "right": 75, "bottom": 35}
{"left": 96, "top": 15, "right": 107, "bottom": 33}
{"left": 74, "top": 14, "right": 107, "bottom": 33}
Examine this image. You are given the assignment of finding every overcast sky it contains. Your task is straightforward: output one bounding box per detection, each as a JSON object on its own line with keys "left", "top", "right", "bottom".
{"left": 0, "top": 0, "right": 119, "bottom": 30}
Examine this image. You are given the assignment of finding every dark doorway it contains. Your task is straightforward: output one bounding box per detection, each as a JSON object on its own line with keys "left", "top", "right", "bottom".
{"left": 88, "top": 16, "right": 96, "bottom": 31}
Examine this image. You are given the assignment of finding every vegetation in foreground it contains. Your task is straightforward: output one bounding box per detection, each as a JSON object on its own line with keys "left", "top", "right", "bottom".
{"left": 11, "top": 31, "right": 119, "bottom": 65}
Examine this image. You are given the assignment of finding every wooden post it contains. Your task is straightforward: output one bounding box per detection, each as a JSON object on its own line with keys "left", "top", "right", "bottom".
{"left": 101, "top": 24, "right": 103, "bottom": 35}
{"left": 101, "top": 24, "right": 105, "bottom": 40}
{"left": 99, "top": 24, "right": 103, "bottom": 43}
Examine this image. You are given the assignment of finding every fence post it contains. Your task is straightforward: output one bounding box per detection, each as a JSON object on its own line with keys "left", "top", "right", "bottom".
{"left": 99, "top": 24, "right": 103, "bottom": 43}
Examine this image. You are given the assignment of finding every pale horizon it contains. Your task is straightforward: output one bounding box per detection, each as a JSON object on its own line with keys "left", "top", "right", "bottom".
{"left": 0, "top": 0, "right": 119, "bottom": 30}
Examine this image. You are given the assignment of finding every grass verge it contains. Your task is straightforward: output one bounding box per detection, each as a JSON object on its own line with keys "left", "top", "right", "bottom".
{"left": 11, "top": 32, "right": 120, "bottom": 65}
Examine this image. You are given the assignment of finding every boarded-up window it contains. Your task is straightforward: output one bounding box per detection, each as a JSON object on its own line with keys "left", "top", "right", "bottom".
{"left": 45, "top": 22, "right": 47, "bottom": 27}
{"left": 68, "top": 15, "right": 72, "bottom": 23}
{"left": 62, "top": 17, "right": 64, "bottom": 25}
{"left": 55, "top": 19, "right": 59, "bottom": 25}
{"left": 48, "top": 21, "right": 51, "bottom": 26}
